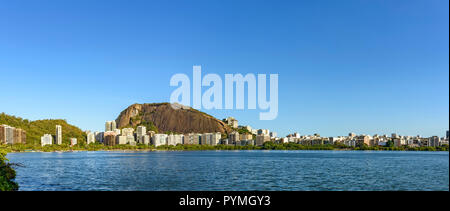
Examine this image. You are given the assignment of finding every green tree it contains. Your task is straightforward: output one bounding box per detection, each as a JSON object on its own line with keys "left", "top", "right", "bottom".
{"left": 0, "top": 148, "right": 19, "bottom": 191}
{"left": 385, "top": 140, "right": 394, "bottom": 148}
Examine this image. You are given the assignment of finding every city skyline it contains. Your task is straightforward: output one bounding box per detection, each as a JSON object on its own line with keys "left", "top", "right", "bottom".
{"left": 3, "top": 118, "right": 446, "bottom": 148}
{"left": 1, "top": 109, "right": 449, "bottom": 139}
{"left": 0, "top": 0, "right": 448, "bottom": 137}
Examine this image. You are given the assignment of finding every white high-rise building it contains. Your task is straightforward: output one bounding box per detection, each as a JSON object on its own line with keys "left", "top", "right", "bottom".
{"left": 211, "top": 133, "right": 221, "bottom": 146}
{"left": 41, "top": 134, "right": 53, "bottom": 146}
{"left": 55, "top": 125, "right": 62, "bottom": 145}
{"left": 86, "top": 131, "right": 95, "bottom": 144}
{"left": 111, "top": 121, "right": 116, "bottom": 131}
{"left": 136, "top": 126, "right": 147, "bottom": 143}
{"left": 105, "top": 121, "right": 111, "bottom": 132}
{"left": 137, "top": 126, "right": 146, "bottom": 136}
{"left": 105, "top": 121, "right": 117, "bottom": 132}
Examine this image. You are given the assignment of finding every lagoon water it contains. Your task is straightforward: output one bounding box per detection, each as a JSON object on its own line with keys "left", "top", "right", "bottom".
{"left": 7, "top": 150, "right": 449, "bottom": 191}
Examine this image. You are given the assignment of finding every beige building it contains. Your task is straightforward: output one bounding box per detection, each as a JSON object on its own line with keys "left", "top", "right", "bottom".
{"left": 225, "top": 117, "right": 238, "bottom": 128}
{"left": 116, "top": 135, "right": 128, "bottom": 145}
{"left": 355, "top": 135, "right": 371, "bottom": 146}
{"left": 255, "top": 135, "right": 270, "bottom": 146}
{"left": 393, "top": 138, "right": 402, "bottom": 147}
{"left": 122, "top": 128, "right": 134, "bottom": 137}
{"left": 239, "top": 133, "right": 253, "bottom": 141}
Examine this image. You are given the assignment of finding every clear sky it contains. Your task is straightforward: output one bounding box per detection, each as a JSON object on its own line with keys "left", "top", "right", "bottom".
{"left": 0, "top": 0, "right": 448, "bottom": 137}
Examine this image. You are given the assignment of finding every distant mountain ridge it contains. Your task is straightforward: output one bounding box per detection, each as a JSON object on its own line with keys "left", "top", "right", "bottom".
{"left": 115, "top": 103, "right": 232, "bottom": 134}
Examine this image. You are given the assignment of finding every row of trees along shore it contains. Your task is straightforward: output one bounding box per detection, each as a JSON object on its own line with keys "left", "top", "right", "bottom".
{"left": 1, "top": 142, "right": 448, "bottom": 153}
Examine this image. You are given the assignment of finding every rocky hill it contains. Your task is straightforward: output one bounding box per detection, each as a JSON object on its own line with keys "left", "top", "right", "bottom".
{"left": 115, "top": 103, "right": 232, "bottom": 134}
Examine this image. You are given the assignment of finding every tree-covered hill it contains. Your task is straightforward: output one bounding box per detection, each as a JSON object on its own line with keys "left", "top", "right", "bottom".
{"left": 0, "top": 113, "right": 86, "bottom": 145}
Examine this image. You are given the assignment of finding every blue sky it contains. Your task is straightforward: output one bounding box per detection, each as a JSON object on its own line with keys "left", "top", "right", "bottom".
{"left": 0, "top": 0, "right": 448, "bottom": 137}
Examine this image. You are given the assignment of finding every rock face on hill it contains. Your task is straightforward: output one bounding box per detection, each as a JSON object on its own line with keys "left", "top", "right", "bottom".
{"left": 115, "top": 103, "right": 232, "bottom": 134}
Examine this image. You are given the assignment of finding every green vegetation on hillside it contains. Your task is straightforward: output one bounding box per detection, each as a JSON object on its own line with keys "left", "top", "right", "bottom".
{"left": 0, "top": 113, "right": 87, "bottom": 145}
{"left": 140, "top": 120, "right": 159, "bottom": 133}
{"left": 0, "top": 148, "right": 19, "bottom": 191}
{"left": 236, "top": 127, "right": 252, "bottom": 135}
{"left": 119, "top": 110, "right": 159, "bottom": 133}
{"left": 120, "top": 120, "right": 159, "bottom": 133}
{"left": 1, "top": 143, "right": 155, "bottom": 152}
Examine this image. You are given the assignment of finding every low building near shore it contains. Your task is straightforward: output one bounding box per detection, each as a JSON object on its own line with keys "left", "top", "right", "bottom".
{"left": 70, "top": 138, "right": 77, "bottom": 146}
{"left": 41, "top": 134, "right": 53, "bottom": 146}
{"left": 116, "top": 135, "right": 128, "bottom": 145}
{"left": 139, "top": 135, "right": 150, "bottom": 145}
{"left": 152, "top": 134, "right": 168, "bottom": 147}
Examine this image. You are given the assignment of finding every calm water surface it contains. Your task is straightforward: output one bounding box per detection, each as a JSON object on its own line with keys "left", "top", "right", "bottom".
{"left": 7, "top": 150, "right": 449, "bottom": 191}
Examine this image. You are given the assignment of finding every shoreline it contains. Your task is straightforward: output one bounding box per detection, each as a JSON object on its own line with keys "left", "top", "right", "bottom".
{"left": 3, "top": 143, "right": 449, "bottom": 153}
{"left": 6, "top": 148, "right": 449, "bottom": 153}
